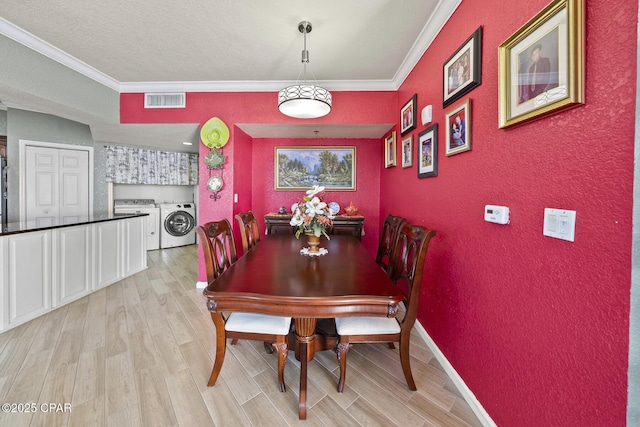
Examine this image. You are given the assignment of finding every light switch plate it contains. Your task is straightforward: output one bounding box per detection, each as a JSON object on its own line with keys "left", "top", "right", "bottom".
{"left": 543, "top": 208, "right": 576, "bottom": 242}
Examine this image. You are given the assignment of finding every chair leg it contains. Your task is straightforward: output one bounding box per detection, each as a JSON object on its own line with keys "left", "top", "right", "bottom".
{"left": 208, "top": 312, "right": 227, "bottom": 387}
{"left": 387, "top": 342, "right": 395, "bottom": 349}
{"left": 273, "top": 336, "right": 288, "bottom": 392}
{"left": 230, "top": 338, "right": 239, "bottom": 345}
{"left": 263, "top": 341, "right": 275, "bottom": 354}
{"left": 336, "top": 339, "right": 350, "bottom": 393}
{"left": 398, "top": 335, "right": 416, "bottom": 391}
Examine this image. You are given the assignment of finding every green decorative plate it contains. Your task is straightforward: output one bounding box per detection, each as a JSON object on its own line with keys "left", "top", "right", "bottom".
{"left": 204, "top": 149, "right": 226, "bottom": 169}
{"left": 200, "top": 117, "right": 229, "bottom": 149}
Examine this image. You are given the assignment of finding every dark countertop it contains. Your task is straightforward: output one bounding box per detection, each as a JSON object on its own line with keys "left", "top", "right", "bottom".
{"left": 0, "top": 213, "right": 148, "bottom": 236}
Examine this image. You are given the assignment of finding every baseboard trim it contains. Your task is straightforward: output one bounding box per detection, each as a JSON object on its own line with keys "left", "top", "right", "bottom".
{"left": 196, "top": 281, "right": 207, "bottom": 289}
{"left": 414, "top": 321, "right": 497, "bottom": 427}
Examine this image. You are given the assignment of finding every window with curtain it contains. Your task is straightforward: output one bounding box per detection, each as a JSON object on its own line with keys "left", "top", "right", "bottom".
{"left": 105, "top": 146, "right": 198, "bottom": 185}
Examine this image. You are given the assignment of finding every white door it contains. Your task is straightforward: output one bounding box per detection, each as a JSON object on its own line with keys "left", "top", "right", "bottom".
{"left": 25, "top": 146, "right": 89, "bottom": 225}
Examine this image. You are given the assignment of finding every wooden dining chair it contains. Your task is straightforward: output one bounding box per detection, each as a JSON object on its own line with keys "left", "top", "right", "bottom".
{"left": 335, "top": 223, "right": 436, "bottom": 392}
{"left": 196, "top": 219, "right": 292, "bottom": 392}
{"left": 375, "top": 214, "right": 407, "bottom": 275}
{"left": 234, "top": 211, "right": 261, "bottom": 253}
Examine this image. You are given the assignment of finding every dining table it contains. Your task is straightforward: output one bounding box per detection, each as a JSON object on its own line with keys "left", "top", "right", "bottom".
{"left": 203, "top": 233, "right": 403, "bottom": 420}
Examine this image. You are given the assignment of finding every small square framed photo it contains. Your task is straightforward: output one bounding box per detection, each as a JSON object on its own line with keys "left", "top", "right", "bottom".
{"left": 384, "top": 131, "right": 397, "bottom": 168}
{"left": 445, "top": 99, "right": 471, "bottom": 156}
{"left": 443, "top": 27, "right": 482, "bottom": 107}
{"left": 400, "top": 94, "right": 417, "bottom": 136}
{"left": 401, "top": 135, "right": 413, "bottom": 168}
{"left": 417, "top": 124, "right": 438, "bottom": 178}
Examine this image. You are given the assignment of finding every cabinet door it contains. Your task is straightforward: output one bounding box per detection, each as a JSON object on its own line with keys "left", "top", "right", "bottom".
{"left": 53, "top": 225, "right": 92, "bottom": 306}
{"left": 95, "top": 221, "right": 121, "bottom": 289}
{"left": 122, "top": 217, "right": 146, "bottom": 277}
{"left": 7, "top": 231, "right": 51, "bottom": 327}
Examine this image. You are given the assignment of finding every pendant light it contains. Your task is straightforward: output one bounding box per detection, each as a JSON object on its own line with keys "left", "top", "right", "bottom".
{"left": 278, "top": 21, "right": 332, "bottom": 119}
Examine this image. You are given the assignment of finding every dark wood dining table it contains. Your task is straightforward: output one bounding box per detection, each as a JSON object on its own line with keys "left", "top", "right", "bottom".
{"left": 203, "top": 234, "right": 403, "bottom": 420}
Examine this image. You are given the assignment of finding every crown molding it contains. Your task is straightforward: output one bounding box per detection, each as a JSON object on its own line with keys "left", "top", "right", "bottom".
{"left": 1, "top": 0, "right": 462, "bottom": 94}
{"left": 119, "top": 79, "right": 398, "bottom": 93}
{"left": 393, "top": 0, "right": 463, "bottom": 87}
{"left": 0, "top": 18, "right": 120, "bottom": 92}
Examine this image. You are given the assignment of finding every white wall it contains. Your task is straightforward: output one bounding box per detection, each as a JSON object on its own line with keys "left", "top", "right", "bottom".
{"left": 113, "top": 184, "right": 196, "bottom": 205}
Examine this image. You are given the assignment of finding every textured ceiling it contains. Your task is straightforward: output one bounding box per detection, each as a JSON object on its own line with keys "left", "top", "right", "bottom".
{"left": 0, "top": 1, "right": 460, "bottom": 152}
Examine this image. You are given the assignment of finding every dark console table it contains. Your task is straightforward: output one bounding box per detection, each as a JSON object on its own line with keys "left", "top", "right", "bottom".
{"left": 264, "top": 213, "right": 365, "bottom": 241}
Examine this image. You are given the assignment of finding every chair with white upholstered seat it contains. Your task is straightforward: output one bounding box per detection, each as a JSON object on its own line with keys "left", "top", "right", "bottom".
{"left": 196, "top": 219, "right": 291, "bottom": 392}
{"left": 335, "top": 223, "right": 436, "bottom": 392}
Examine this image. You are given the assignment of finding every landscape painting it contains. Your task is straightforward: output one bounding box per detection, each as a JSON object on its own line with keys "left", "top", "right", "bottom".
{"left": 275, "top": 146, "right": 356, "bottom": 191}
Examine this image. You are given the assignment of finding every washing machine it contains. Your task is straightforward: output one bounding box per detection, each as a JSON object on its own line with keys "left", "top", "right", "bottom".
{"left": 114, "top": 199, "right": 160, "bottom": 250}
{"left": 159, "top": 202, "right": 196, "bottom": 248}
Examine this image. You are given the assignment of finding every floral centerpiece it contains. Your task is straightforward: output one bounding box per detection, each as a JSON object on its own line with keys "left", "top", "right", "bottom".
{"left": 290, "top": 185, "right": 335, "bottom": 239}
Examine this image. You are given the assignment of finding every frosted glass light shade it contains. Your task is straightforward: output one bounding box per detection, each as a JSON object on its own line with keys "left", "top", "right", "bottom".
{"left": 278, "top": 84, "right": 332, "bottom": 119}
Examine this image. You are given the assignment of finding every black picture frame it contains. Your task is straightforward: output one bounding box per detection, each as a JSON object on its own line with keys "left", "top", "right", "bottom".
{"left": 400, "top": 94, "right": 417, "bottom": 136}
{"left": 443, "top": 26, "right": 483, "bottom": 107}
{"left": 417, "top": 124, "right": 438, "bottom": 178}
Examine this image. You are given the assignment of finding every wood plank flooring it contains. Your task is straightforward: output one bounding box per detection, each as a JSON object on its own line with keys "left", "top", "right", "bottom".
{"left": 0, "top": 245, "right": 483, "bottom": 427}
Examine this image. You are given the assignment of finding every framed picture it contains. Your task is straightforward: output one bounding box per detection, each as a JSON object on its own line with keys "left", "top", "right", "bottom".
{"left": 443, "top": 26, "right": 482, "bottom": 107}
{"left": 274, "top": 146, "right": 356, "bottom": 191}
{"left": 400, "top": 94, "right": 417, "bottom": 136}
{"left": 498, "top": 0, "right": 584, "bottom": 128}
{"left": 384, "top": 132, "right": 396, "bottom": 168}
{"left": 445, "top": 99, "right": 471, "bottom": 156}
{"left": 417, "top": 124, "right": 438, "bottom": 178}
{"left": 401, "top": 135, "right": 413, "bottom": 168}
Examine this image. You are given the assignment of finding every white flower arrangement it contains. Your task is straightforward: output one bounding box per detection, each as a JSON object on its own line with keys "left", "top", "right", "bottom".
{"left": 289, "top": 185, "right": 335, "bottom": 239}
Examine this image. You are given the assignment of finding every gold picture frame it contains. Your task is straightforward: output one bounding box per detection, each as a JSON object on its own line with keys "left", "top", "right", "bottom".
{"left": 274, "top": 146, "right": 356, "bottom": 191}
{"left": 445, "top": 99, "right": 471, "bottom": 156}
{"left": 498, "top": 0, "right": 584, "bottom": 128}
{"left": 384, "top": 131, "right": 396, "bottom": 168}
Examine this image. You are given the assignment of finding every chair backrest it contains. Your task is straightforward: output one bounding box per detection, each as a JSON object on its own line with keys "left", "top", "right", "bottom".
{"left": 388, "top": 223, "right": 436, "bottom": 331}
{"left": 375, "top": 214, "right": 407, "bottom": 275}
{"left": 195, "top": 219, "right": 238, "bottom": 284}
{"left": 235, "top": 211, "right": 261, "bottom": 252}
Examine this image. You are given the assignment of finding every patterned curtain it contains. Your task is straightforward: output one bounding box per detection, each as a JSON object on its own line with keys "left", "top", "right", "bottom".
{"left": 106, "top": 146, "right": 198, "bottom": 185}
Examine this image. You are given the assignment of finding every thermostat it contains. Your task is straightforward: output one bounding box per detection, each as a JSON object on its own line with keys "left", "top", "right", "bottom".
{"left": 484, "top": 205, "right": 510, "bottom": 224}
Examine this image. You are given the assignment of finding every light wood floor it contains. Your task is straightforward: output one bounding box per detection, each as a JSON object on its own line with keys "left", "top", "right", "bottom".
{"left": 0, "top": 244, "right": 483, "bottom": 427}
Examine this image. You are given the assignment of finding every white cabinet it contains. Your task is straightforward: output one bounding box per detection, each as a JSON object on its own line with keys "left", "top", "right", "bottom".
{"left": 5, "top": 231, "right": 51, "bottom": 328}
{"left": 0, "top": 216, "right": 147, "bottom": 333}
{"left": 95, "top": 220, "right": 121, "bottom": 289}
{"left": 121, "top": 216, "right": 146, "bottom": 277}
{"left": 53, "top": 225, "right": 92, "bottom": 307}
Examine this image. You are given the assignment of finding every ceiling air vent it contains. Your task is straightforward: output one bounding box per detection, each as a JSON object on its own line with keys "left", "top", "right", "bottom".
{"left": 144, "top": 93, "right": 186, "bottom": 108}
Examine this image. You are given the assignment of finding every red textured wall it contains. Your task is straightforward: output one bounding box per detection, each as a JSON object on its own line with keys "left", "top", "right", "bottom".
{"left": 381, "top": 0, "right": 635, "bottom": 426}
{"left": 249, "top": 138, "right": 382, "bottom": 255}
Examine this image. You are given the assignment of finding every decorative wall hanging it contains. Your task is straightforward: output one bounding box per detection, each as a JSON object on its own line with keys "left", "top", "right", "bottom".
{"left": 417, "top": 124, "right": 438, "bottom": 178}
{"left": 200, "top": 117, "right": 230, "bottom": 149}
{"left": 443, "top": 26, "right": 483, "bottom": 107}
{"left": 445, "top": 99, "right": 471, "bottom": 156}
{"left": 201, "top": 117, "right": 229, "bottom": 200}
{"left": 498, "top": 0, "right": 584, "bottom": 128}
{"left": 274, "top": 146, "right": 356, "bottom": 191}
{"left": 400, "top": 94, "right": 417, "bottom": 136}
